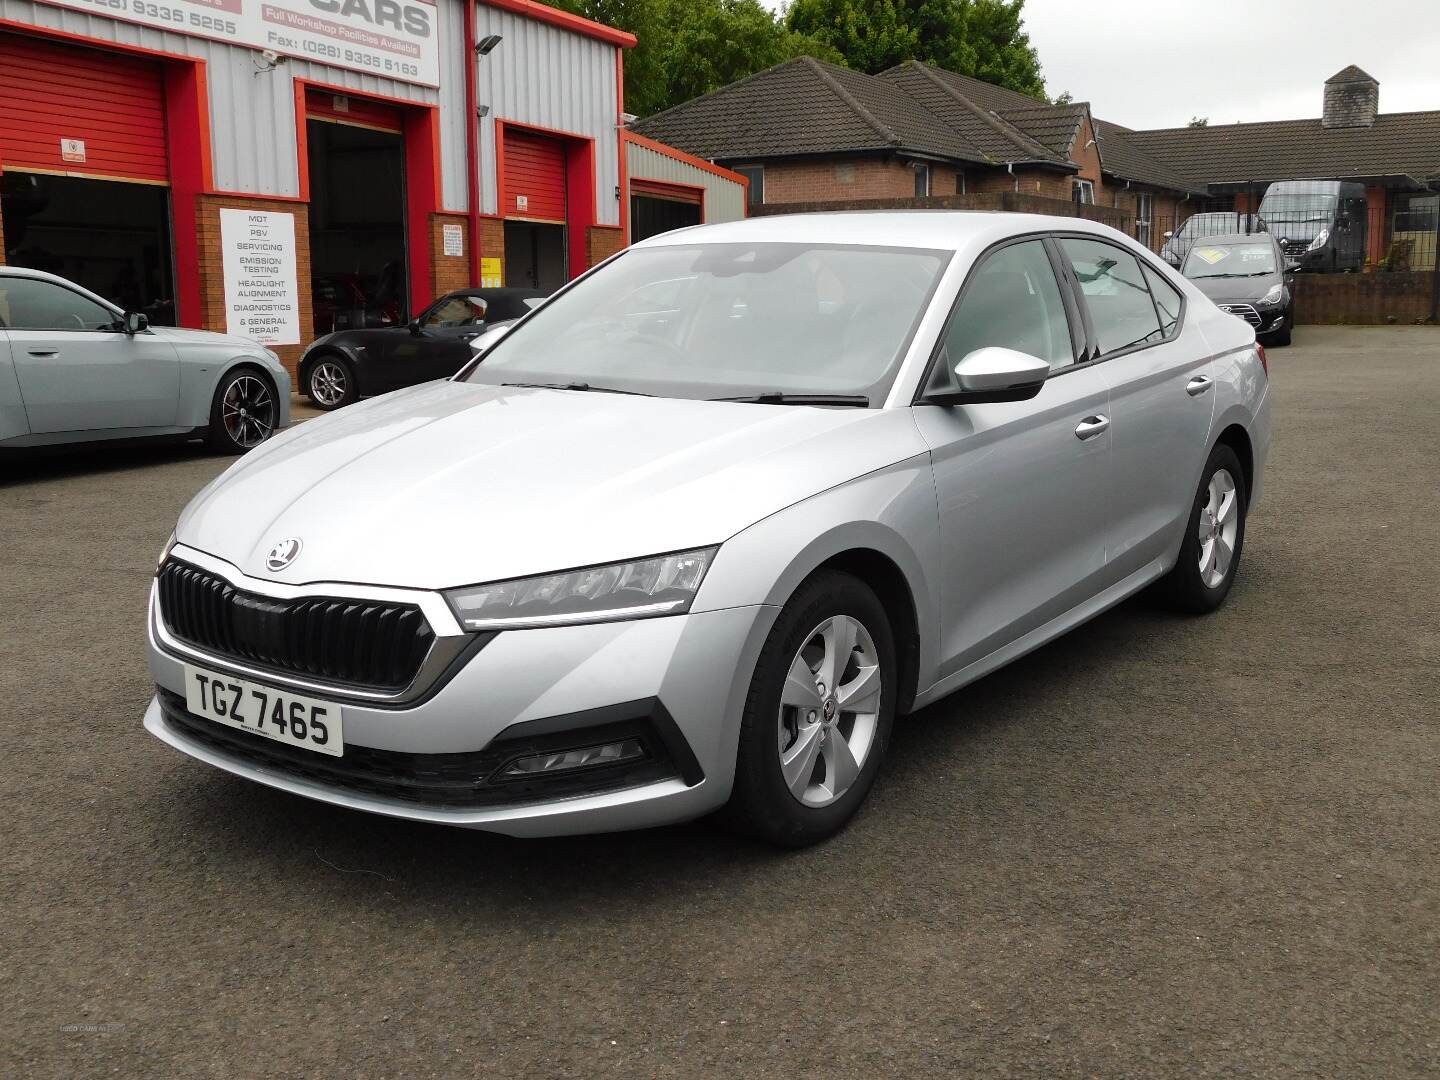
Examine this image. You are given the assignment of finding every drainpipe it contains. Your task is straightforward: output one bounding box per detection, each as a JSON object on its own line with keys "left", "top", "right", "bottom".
{"left": 464, "top": 1, "right": 483, "bottom": 286}
{"left": 1008, "top": 161, "right": 1016, "bottom": 193}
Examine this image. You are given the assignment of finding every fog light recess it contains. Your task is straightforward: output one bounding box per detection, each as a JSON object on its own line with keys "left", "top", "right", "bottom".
{"left": 498, "top": 739, "right": 647, "bottom": 779}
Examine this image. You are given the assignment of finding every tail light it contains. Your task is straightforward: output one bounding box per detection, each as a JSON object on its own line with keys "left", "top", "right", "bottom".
{"left": 1255, "top": 343, "right": 1268, "bottom": 377}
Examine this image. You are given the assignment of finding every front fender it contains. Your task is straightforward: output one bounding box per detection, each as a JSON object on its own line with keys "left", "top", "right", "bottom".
{"left": 693, "top": 453, "right": 942, "bottom": 695}
{"left": 179, "top": 355, "right": 292, "bottom": 431}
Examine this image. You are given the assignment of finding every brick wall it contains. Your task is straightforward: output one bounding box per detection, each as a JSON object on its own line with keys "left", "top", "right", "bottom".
{"left": 967, "top": 167, "right": 1077, "bottom": 203}
{"left": 477, "top": 216, "right": 505, "bottom": 281}
{"left": 194, "top": 194, "right": 312, "bottom": 376}
{"left": 747, "top": 158, "right": 951, "bottom": 204}
{"left": 1292, "top": 271, "right": 1437, "bottom": 325}
{"left": 429, "top": 213, "right": 471, "bottom": 296}
{"left": 754, "top": 189, "right": 1132, "bottom": 231}
{"left": 588, "top": 225, "right": 625, "bottom": 267}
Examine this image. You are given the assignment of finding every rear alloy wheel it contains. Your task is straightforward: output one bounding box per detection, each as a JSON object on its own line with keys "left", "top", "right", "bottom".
{"left": 1158, "top": 443, "right": 1248, "bottom": 613}
{"left": 723, "top": 571, "right": 896, "bottom": 847}
{"left": 306, "top": 356, "right": 356, "bottom": 410}
{"left": 207, "top": 369, "right": 277, "bottom": 454}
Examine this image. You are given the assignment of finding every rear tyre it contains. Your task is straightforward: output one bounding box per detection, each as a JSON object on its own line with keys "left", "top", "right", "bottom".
{"left": 305, "top": 354, "right": 357, "bottom": 410}
{"left": 1157, "top": 443, "right": 1248, "bottom": 614}
{"left": 206, "top": 367, "right": 278, "bottom": 455}
{"left": 721, "top": 571, "right": 896, "bottom": 848}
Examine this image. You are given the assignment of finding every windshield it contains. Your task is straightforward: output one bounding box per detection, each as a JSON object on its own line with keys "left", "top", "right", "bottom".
{"left": 1260, "top": 193, "right": 1336, "bottom": 221}
{"left": 461, "top": 243, "right": 950, "bottom": 405}
{"left": 1183, "top": 242, "right": 1278, "bottom": 278}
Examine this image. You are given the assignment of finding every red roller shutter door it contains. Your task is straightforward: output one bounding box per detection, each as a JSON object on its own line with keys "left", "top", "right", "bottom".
{"left": 0, "top": 33, "right": 169, "bottom": 183}
{"left": 502, "top": 129, "right": 567, "bottom": 223}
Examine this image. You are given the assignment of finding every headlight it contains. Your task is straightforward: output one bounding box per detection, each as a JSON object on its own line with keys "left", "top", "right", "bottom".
{"left": 157, "top": 530, "right": 176, "bottom": 568}
{"left": 1307, "top": 228, "right": 1329, "bottom": 252}
{"left": 444, "top": 548, "right": 718, "bottom": 631}
{"left": 1257, "top": 283, "right": 1284, "bottom": 306}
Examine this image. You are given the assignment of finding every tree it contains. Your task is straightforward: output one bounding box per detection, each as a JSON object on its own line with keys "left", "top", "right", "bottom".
{"left": 784, "top": 0, "right": 1046, "bottom": 98}
{"left": 556, "top": 0, "right": 841, "bottom": 118}
{"left": 1188, "top": 115, "right": 1210, "bottom": 127}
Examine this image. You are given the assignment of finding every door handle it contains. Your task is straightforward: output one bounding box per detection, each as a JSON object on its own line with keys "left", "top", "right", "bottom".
{"left": 27, "top": 349, "right": 59, "bottom": 357}
{"left": 1186, "top": 375, "right": 1213, "bottom": 396}
{"left": 1074, "top": 415, "right": 1110, "bottom": 441}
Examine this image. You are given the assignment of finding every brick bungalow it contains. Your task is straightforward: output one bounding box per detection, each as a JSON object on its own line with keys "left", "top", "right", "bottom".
{"left": 631, "top": 56, "right": 1204, "bottom": 250}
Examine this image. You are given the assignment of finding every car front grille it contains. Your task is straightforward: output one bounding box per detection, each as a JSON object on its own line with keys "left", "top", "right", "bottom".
{"left": 157, "top": 559, "right": 434, "bottom": 692}
{"left": 1280, "top": 239, "right": 1310, "bottom": 256}
{"left": 157, "top": 689, "right": 683, "bottom": 809}
{"left": 1218, "top": 303, "right": 1262, "bottom": 327}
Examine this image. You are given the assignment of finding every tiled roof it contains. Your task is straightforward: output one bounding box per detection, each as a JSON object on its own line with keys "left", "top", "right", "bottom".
{"left": 631, "top": 56, "right": 987, "bottom": 165}
{"left": 1092, "top": 119, "right": 1208, "bottom": 195}
{"left": 876, "top": 62, "right": 1071, "bottom": 166}
{"left": 999, "top": 103, "right": 1087, "bottom": 157}
{"left": 1123, "top": 112, "right": 1440, "bottom": 187}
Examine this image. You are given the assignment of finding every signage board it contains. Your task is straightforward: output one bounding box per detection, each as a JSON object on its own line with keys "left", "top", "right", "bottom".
{"left": 38, "top": 0, "right": 440, "bottom": 87}
{"left": 220, "top": 209, "right": 302, "bottom": 345}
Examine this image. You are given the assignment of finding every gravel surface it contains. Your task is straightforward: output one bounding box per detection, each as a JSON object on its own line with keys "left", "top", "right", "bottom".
{"left": 3, "top": 327, "right": 1437, "bottom": 1078}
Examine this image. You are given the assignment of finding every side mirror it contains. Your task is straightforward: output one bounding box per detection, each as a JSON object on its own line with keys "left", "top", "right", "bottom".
{"left": 408, "top": 319, "right": 424, "bottom": 336}
{"left": 123, "top": 311, "right": 149, "bottom": 335}
{"left": 927, "top": 346, "right": 1050, "bottom": 406}
{"left": 469, "top": 322, "right": 512, "bottom": 356}
{"left": 1163, "top": 230, "right": 1174, "bottom": 240}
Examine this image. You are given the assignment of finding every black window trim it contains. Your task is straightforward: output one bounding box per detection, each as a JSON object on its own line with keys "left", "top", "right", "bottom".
{"left": 0, "top": 273, "right": 124, "bottom": 333}
{"left": 910, "top": 230, "right": 1085, "bottom": 405}
{"left": 1047, "top": 230, "right": 1187, "bottom": 374}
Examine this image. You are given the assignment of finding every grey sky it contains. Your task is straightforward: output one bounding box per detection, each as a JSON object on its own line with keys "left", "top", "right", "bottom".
{"left": 766, "top": 0, "right": 1440, "bottom": 130}
{"left": 1023, "top": 0, "right": 1440, "bottom": 129}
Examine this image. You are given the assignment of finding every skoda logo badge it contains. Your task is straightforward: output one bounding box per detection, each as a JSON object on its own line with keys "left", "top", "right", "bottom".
{"left": 266, "top": 537, "right": 303, "bottom": 572}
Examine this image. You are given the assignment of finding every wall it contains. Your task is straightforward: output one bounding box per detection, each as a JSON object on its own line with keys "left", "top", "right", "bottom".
{"left": 745, "top": 158, "right": 961, "bottom": 205}
{"left": 1292, "top": 271, "right": 1437, "bottom": 325}
{"left": 475, "top": 4, "right": 621, "bottom": 226}
{"left": 429, "top": 214, "right": 471, "bottom": 298}
{"left": 753, "top": 189, "right": 1133, "bottom": 231}
{"left": 626, "top": 138, "right": 746, "bottom": 224}
{"left": 967, "top": 166, "right": 1076, "bottom": 202}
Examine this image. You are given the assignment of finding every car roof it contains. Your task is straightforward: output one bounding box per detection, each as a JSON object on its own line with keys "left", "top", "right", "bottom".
{"left": 633, "top": 210, "right": 1140, "bottom": 256}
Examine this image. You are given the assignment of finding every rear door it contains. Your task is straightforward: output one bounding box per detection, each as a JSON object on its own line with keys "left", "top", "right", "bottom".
{"left": 912, "top": 236, "right": 1115, "bottom": 677}
{"left": 0, "top": 275, "right": 179, "bottom": 433}
{"left": 1056, "top": 236, "right": 1214, "bottom": 580}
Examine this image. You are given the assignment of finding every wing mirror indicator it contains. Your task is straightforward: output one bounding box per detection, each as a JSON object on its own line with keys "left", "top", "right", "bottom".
{"left": 926, "top": 346, "right": 1051, "bottom": 406}
{"left": 122, "top": 311, "right": 149, "bottom": 335}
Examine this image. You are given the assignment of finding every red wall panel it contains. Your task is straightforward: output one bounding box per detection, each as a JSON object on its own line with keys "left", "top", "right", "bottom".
{"left": 0, "top": 32, "right": 168, "bottom": 183}
{"left": 502, "top": 128, "right": 567, "bottom": 223}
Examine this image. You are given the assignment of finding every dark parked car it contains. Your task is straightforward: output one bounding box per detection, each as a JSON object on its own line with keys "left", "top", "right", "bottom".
{"left": 299, "top": 287, "right": 547, "bottom": 409}
{"left": 1181, "top": 232, "right": 1293, "bottom": 346}
{"left": 1160, "top": 212, "right": 1264, "bottom": 267}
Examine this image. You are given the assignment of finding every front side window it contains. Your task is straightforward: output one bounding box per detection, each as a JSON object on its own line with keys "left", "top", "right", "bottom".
{"left": 938, "top": 240, "right": 1075, "bottom": 372}
{"left": 0, "top": 277, "right": 117, "bottom": 331}
{"left": 1059, "top": 237, "right": 1164, "bottom": 355}
{"left": 463, "top": 243, "right": 950, "bottom": 405}
{"left": 423, "top": 295, "right": 486, "bottom": 328}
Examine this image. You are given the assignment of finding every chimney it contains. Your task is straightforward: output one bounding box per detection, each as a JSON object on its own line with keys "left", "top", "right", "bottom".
{"left": 1323, "top": 66, "right": 1379, "bottom": 128}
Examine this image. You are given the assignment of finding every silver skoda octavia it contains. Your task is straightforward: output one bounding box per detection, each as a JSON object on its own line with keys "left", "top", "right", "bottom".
{"left": 144, "top": 213, "right": 1272, "bottom": 846}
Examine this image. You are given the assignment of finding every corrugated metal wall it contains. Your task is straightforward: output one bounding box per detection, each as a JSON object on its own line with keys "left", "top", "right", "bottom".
{"left": 474, "top": 5, "right": 620, "bottom": 226}
{"left": 0, "top": 0, "right": 460, "bottom": 205}
{"left": 626, "top": 141, "right": 747, "bottom": 224}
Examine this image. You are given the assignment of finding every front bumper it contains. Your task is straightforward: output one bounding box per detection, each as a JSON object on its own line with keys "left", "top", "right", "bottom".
{"left": 145, "top": 556, "right": 776, "bottom": 836}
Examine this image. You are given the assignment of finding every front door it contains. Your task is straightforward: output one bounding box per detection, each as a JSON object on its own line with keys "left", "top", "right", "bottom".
{"left": 912, "top": 237, "right": 1115, "bottom": 679}
{"left": 379, "top": 294, "right": 489, "bottom": 391}
{"left": 0, "top": 275, "right": 178, "bottom": 433}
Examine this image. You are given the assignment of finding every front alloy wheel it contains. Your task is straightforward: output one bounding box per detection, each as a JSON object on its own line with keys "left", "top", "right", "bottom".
{"left": 308, "top": 359, "right": 352, "bottom": 409}
{"left": 723, "top": 571, "right": 896, "bottom": 847}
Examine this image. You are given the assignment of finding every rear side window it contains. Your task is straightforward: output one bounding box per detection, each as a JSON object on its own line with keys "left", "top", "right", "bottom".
{"left": 940, "top": 240, "right": 1075, "bottom": 371}
{"left": 1140, "top": 262, "right": 1182, "bottom": 336}
{"left": 1059, "top": 237, "right": 1163, "bottom": 355}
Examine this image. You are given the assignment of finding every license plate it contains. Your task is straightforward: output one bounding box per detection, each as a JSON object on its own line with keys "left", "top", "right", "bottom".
{"left": 183, "top": 664, "right": 344, "bottom": 757}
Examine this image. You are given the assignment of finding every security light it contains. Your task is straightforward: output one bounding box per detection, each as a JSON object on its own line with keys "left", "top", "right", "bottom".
{"left": 476, "top": 34, "right": 503, "bottom": 56}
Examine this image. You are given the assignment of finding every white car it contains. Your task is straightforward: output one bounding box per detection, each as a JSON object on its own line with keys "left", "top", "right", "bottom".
{"left": 1, "top": 267, "right": 289, "bottom": 454}
{"left": 144, "top": 213, "right": 1271, "bottom": 846}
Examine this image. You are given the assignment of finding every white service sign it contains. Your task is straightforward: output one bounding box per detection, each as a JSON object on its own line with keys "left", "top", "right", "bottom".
{"left": 38, "top": 0, "right": 440, "bottom": 87}
{"left": 221, "top": 209, "right": 302, "bottom": 345}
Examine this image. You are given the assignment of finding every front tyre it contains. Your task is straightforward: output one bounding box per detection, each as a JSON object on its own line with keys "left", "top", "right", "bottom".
{"left": 723, "top": 571, "right": 896, "bottom": 847}
{"left": 206, "top": 368, "right": 278, "bottom": 454}
{"left": 1158, "top": 443, "right": 1248, "bottom": 613}
{"left": 305, "top": 354, "right": 357, "bottom": 410}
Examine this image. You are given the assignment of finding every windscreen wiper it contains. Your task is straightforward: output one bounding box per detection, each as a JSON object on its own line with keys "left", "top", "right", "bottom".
{"left": 501, "top": 381, "right": 651, "bottom": 396}
{"left": 709, "top": 392, "right": 870, "bottom": 407}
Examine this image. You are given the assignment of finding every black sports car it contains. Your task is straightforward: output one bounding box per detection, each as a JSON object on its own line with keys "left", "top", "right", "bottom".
{"left": 298, "top": 287, "right": 547, "bottom": 409}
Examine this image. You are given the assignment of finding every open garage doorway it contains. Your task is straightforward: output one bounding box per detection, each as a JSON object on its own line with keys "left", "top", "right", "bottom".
{"left": 2, "top": 172, "right": 176, "bottom": 324}
{"left": 306, "top": 102, "right": 408, "bottom": 336}
{"left": 503, "top": 221, "right": 566, "bottom": 291}
{"left": 630, "top": 181, "right": 703, "bottom": 242}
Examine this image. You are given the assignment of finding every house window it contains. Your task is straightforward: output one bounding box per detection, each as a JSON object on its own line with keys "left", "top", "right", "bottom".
{"left": 914, "top": 164, "right": 930, "bottom": 197}
{"left": 1073, "top": 179, "right": 1095, "bottom": 206}
{"left": 1135, "top": 192, "right": 1154, "bottom": 247}
{"left": 734, "top": 165, "right": 763, "bottom": 211}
